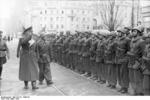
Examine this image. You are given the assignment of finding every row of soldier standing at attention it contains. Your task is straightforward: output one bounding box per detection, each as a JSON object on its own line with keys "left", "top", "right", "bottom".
{"left": 50, "top": 26, "right": 150, "bottom": 95}
{"left": 1, "top": 25, "right": 150, "bottom": 95}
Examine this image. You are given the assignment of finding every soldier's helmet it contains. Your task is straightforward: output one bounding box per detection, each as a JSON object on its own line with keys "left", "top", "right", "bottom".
{"left": 124, "top": 26, "right": 132, "bottom": 31}
{"left": 110, "top": 31, "right": 117, "bottom": 37}
{"left": 132, "top": 26, "right": 144, "bottom": 33}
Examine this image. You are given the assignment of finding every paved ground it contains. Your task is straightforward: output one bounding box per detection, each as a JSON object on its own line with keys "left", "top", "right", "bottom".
{"left": 0, "top": 39, "right": 130, "bottom": 96}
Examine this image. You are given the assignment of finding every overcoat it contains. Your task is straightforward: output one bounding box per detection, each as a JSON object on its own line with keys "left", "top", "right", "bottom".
{"left": 17, "top": 34, "right": 39, "bottom": 81}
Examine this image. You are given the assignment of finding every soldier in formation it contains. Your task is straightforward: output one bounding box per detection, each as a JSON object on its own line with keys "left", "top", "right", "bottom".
{"left": 46, "top": 25, "right": 150, "bottom": 95}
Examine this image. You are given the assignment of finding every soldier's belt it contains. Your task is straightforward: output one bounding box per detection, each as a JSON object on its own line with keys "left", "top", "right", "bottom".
{"left": 0, "top": 49, "right": 6, "bottom": 51}
{"left": 142, "top": 56, "right": 150, "bottom": 61}
{"left": 117, "top": 47, "right": 126, "bottom": 51}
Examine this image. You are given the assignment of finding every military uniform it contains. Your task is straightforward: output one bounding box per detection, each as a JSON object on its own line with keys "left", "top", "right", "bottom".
{"left": 74, "top": 37, "right": 80, "bottom": 72}
{"left": 127, "top": 36, "right": 145, "bottom": 95}
{"left": 90, "top": 36, "right": 98, "bottom": 79}
{"left": 72, "top": 37, "right": 78, "bottom": 70}
{"left": 82, "top": 36, "right": 91, "bottom": 76}
{"left": 116, "top": 32, "right": 130, "bottom": 93}
{"left": 105, "top": 35, "right": 117, "bottom": 88}
{"left": 37, "top": 37, "right": 52, "bottom": 85}
{"left": 49, "top": 36, "right": 56, "bottom": 62}
{"left": 142, "top": 37, "right": 150, "bottom": 95}
{"left": 62, "top": 36, "right": 71, "bottom": 67}
{"left": 55, "top": 37, "right": 63, "bottom": 64}
{"left": 77, "top": 36, "right": 85, "bottom": 73}
{"left": 96, "top": 37, "right": 104, "bottom": 83}
{"left": 103, "top": 36, "right": 110, "bottom": 83}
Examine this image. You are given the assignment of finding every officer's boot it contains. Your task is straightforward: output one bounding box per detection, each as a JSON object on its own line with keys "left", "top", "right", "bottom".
{"left": 32, "top": 81, "right": 39, "bottom": 90}
{"left": 24, "top": 81, "right": 29, "bottom": 89}
{"left": 121, "top": 88, "right": 128, "bottom": 94}
{"left": 110, "top": 85, "right": 116, "bottom": 89}
{"left": 118, "top": 87, "right": 123, "bottom": 92}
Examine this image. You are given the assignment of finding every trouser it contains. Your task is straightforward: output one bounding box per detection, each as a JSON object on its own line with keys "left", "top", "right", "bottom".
{"left": 70, "top": 54, "right": 74, "bottom": 69}
{"left": 76, "top": 55, "right": 80, "bottom": 71}
{"left": 78, "top": 56, "right": 84, "bottom": 72}
{"left": 66, "top": 53, "right": 70, "bottom": 67}
{"left": 129, "top": 68, "right": 136, "bottom": 91}
{"left": 101, "top": 63, "right": 107, "bottom": 82}
{"left": 74, "top": 54, "right": 79, "bottom": 70}
{"left": 117, "top": 63, "right": 129, "bottom": 89}
{"left": 62, "top": 53, "right": 65, "bottom": 66}
{"left": 107, "top": 63, "right": 117, "bottom": 86}
{"left": 91, "top": 60, "right": 97, "bottom": 75}
{"left": 0, "top": 65, "right": 3, "bottom": 77}
{"left": 96, "top": 62, "right": 102, "bottom": 81}
{"left": 143, "top": 74, "right": 150, "bottom": 95}
{"left": 83, "top": 57, "right": 91, "bottom": 73}
{"left": 134, "top": 69, "right": 143, "bottom": 94}
{"left": 73, "top": 54, "right": 77, "bottom": 70}
{"left": 38, "top": 63, "right": 52, "bottom": 83}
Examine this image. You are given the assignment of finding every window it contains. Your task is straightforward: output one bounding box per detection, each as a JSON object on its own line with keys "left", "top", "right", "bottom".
{"left": 40, "top": 11, "right": 42, "bottom": 15}
{"left": 61, "top": 25, "right": 64, "bottom": 29}
{"left": 76, "top": 25, "right": 79, "bottom": 28}
{"left": 87, "top": 26, "right": 89, "bottom": 29}
{"left": 50, "top": 17, "right": 53, "bottom": 21}
{"left": 71, "top": 17, "right": 74, "bottom": 22}
{"left": 45, "top": 10, "right": 47, "bottom": 14}
{"left": 83, "top": 18, "right": 85, "bottom": 21}
{"left": 62, "top": 10, "right": 64, "bottom": 14}
{"left": 51, "top": 10, "right": 53, "bottom": 14}
{"left": 50, "top": 25, "right": 53, "bottom": 29}
{"left": 83, "top": 25, "right": 85, "bottom": 28}
{"left": 56, "top": 17, "right": 59, "bottom": 21}
{"left": 71, "top": 10, "right": 74, "bottom": 14}
{"left": 56, "top": 25, "right": 59, "bottom": 28}
{"left": 76, "top": 17, "right": 78, "bottom": 21}
{"left": 82, "top": 10, "right": 85, "bottom": 14}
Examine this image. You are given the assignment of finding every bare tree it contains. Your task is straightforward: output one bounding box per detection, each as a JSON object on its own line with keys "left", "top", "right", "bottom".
{"left": 99, "top": 0, "right": 124, "bottom": 31}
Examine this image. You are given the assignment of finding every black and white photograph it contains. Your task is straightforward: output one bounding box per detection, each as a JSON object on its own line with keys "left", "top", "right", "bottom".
{"left": 0, "top": 0, "right": 150, "bottom": 98}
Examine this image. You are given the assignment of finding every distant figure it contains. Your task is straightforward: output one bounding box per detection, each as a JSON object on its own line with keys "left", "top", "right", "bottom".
{"left": 3, "top": 36, "right": 7, "bottom": 42}
{"left": 8, "top": 36, "right": 10, "bottom": 42}
{"left": 0, "top": 31, "right": 10, "bottom": 80}
{"left": 17, "top": 27, "right": 39, "bottom": 90}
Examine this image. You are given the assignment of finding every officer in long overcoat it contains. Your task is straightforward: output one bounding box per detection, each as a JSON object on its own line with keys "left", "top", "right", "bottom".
{"left": 17, "top": 27, "right": 39, "bottom": 90}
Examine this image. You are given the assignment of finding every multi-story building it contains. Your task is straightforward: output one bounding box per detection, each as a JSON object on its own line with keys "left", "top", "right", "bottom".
{"left": 22, "top": 0, "right": 95, "bottom": 34}
{"left": 22, "top": 0, "right": 144, "bottom": 34}
{"left": 141, "top": 0, "right": 150, "bottom": 27}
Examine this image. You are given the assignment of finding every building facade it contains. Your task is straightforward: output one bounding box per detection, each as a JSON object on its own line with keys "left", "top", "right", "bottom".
{"left": 22, "top": 0, "right": 95, "bottom": 34}
{"left": 21, "top": 0, "right": 143, "bottom": 34}
{"left": 141, "top": 2, "right": 150, "bottom": 27}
